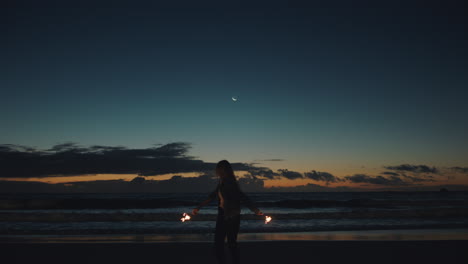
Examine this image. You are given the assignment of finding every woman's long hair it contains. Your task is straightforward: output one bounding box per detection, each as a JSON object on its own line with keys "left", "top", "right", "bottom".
{"left": 216, "top": 160, "right": 237, "bottom": 182}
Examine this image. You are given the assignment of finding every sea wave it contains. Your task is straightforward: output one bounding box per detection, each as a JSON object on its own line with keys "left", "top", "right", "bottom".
{"left": 1, "top": 207, "right": 467, "bottom": 222}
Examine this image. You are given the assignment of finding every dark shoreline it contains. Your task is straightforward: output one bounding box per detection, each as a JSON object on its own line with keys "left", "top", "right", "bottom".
{"left": 4, "top": 240, "right": 468, "bottom": 264}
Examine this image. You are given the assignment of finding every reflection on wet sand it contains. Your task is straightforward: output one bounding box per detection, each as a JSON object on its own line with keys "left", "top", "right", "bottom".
{"left": 2, "top": 228, "right": 468, "bottom": 243}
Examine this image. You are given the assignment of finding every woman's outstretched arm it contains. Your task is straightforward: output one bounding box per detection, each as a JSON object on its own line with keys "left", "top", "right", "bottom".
{"left": 192, "top": 186, "right": 218, "bottom": 215}
{"left": 240, "top": 190, "right": 263, "bottom": 215}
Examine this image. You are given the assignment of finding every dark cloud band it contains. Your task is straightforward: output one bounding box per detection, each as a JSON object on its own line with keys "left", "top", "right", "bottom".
{"left": 344, "top": 174, "right": 408, "bottom": 186}
{"left": 304, "top": 170, "right": 343, "bottom": 184}
{"left": 0, "top": 142, "right": 253, "bottom": 178}
{"left": 384, "top": 164, "right": 439, "bottom": 174}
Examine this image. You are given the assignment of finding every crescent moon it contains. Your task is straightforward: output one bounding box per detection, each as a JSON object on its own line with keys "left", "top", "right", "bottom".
{"left": 232, "top": 96, "right": 238, "bottom": 102}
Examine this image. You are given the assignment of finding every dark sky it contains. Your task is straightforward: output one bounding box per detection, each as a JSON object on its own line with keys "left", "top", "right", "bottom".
{"left": 1, "top": 1, "right": 467, "bottom": 186}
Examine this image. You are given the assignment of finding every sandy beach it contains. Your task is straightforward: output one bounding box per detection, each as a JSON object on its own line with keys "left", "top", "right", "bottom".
{"left": 3, "top": 240, "right": 468, "bottom": 264}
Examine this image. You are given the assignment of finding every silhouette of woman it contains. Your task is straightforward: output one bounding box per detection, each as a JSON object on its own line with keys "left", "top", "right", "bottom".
{"left": 192, "top": 160, "right": 263, "bottom": 264}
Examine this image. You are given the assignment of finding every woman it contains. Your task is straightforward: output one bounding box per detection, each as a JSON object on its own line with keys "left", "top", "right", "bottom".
{"left": 192, "top": 160, "right": 263, "bottom": 264}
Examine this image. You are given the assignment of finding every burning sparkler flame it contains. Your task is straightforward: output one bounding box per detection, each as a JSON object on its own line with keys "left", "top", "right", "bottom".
{"left": 180, "top": 213, "right": 191, "bottom": 222}
{"left": 265, "top": 215, "right": 272, "bottom": 224}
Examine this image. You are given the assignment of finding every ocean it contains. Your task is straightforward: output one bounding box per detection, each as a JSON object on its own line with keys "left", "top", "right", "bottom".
{"left": 1, "top": 191, "right": 468, "bottom": 238}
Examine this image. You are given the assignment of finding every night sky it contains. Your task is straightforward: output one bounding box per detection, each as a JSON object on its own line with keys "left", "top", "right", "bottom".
{"left": 1, "top": 1, "right": 467, "bottom": 191}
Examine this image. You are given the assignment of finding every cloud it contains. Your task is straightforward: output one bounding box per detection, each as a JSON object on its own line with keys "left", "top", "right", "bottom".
{"left": 246, "top": 167, "right": 281, "bottom": 179}
{"left": 2, "top": 142, "right": 466, "bottom": 192}
{"left": 304, "top": 170, "right": 343, "bottom": 184}
{"left": 0, "top": 173, "right": 265, "bottom": 194}
{"left": 400, "top": 174, "right": 435, "bottom": 183}
{"left": 267, "top": 183, "right": 352, "bottom": 192}
{"left": 259, "top": 159, "right": 284, "bottom": 162}
{"left": 248, "top": 167, "right": 331, "bottom": 181}
{"left": 237, "top": 177, "right": 265, "bottom": 192}
{"left": 0, "top": 144, "right": 37, "bottom": 152}
{"left": 379, "top": 171, "right": 435, "bottom": 183}
{"left": 384, "top": 164, "right": 439, "bottom": 174}
{"left": 381, "top": 171, "right": 400, "bottom": 176}
{"left": 0, "top": 142, "right": 255, "bottom": 178}
{"left": 344, "top": 174, "right": 409, "bottom": 186}
{"left": 277, "top": 169, "right": 303, "bottom": 180}
{"left": 246, "top": 167, "right": 304, "bottom": 180}
{"left": 451, "top": 167, "right": 468, "bottom": 173}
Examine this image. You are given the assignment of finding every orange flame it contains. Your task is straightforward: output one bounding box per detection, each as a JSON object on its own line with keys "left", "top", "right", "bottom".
{"left": 180, "top": 213, "right": 191, "bottom": 222}
{"left": 265, "top": 215, "right": 272, "bottom": 224}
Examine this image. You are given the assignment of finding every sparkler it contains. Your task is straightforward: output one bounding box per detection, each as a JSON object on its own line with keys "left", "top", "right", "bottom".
{"left": 180, "top": 213, "right": 191, "bottom": 222}
{"left": 181, "top": 212, "right": 270, "bottom": 224}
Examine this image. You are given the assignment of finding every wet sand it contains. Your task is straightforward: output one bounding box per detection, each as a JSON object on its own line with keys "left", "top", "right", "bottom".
{"left": 3, "top": 240, "right": 468, "bottom": 264}
{"left": 3, "top": 228, "right": 468, "bottom": 243}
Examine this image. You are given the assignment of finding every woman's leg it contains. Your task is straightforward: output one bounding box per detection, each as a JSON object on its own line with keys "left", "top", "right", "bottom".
{"left": 226, "top": 214, "right": 241, "bottom": 264}
{"left": 214, "top": 207, "right": 227, "bottom": 264}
